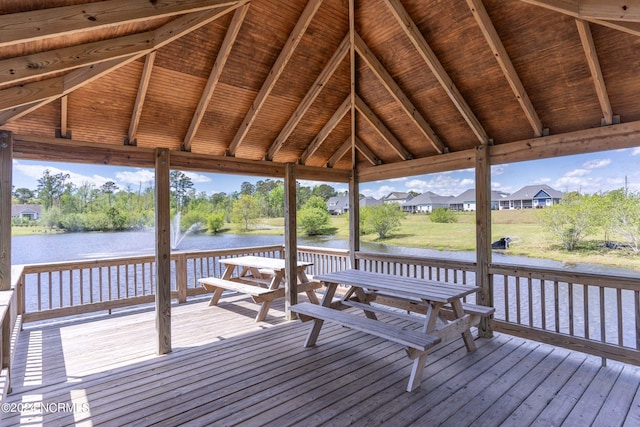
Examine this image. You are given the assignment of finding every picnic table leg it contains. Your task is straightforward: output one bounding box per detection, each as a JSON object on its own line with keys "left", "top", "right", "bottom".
{"left": 451, "top": 299, "right": 476, "bottom": 351}
{"left": 255, "top": 301, "right": 273, "bottom": 322}
{"left": 407, "top": 352, "right": 429, "bottom": 392}
{"left": 304, "top": 282, "right": 338, "bottom": 347}
{"left": 297, "top": 269, "right": 319, "bottom": 304}
{"left": 207, "top": 287, "right": 224, "bottom": 306}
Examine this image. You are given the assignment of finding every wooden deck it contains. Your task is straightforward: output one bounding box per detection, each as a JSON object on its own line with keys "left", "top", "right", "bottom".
{"left": 2, "top": 293, "right": 640, "bottom": 426}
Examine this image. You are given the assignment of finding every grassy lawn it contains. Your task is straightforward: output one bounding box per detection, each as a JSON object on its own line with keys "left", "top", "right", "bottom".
{"left": 327, "top": 210, "right": 640, "bottom": 271}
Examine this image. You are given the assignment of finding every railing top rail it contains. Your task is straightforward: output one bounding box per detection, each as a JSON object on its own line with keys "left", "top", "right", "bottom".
{"left": 356, "top": 251, "right": 477, "bottom": 271}
{"left": 297, "top": 246, "right": 349, "bottom": 256}
{"left": 179, "top": 245, "right": 285, "bottom": 259}
{"left": 490, "top": 262, "right": 640, "bottom": 290}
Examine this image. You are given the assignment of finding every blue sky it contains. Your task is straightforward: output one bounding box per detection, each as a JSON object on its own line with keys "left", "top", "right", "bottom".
{"left": 11, "top": 147, "right": 640, "bottom": 199}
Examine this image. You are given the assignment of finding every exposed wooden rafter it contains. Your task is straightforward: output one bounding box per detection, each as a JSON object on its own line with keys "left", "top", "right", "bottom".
{"left": 383, "top": 0, "right": 489, "bottom": 144}
{"left": 326, "top": 137, "right": 352, "bottom": 168}
{"left": 521, "top": 0, "right": 640, "bottom": 36}
{"left": 575, "top": 19, "right": 614, "bottom": 125}
{"left": 299, "top": 95, "right": 351, "bottom": 165}
{"left": 227, "top": 0, "right": 324, "bottom": 157}
{"left": 183, "top": 4, "right": 250, "bottom": 152}
{"left": 60, "top": 96, "right": 69, "bottom": 139}
{"left": 0, "top": 0, "right": 242, "bottom": 49}
{"left": 127, "top": 51, "right": 156, "bottom": 146}
{"left": 265, "top": 34, "right": 350, "bottom": 161}
{"left": 355, "top": 137, "right": 381, "bottom": 166}
{"left": 522, "top": 0, "right": 640, "bottom": 22}
{"left": 466, "top": 0, "right": 544, "bottom": 137}
{"left": 354, "top": 32, "right": 447, "bottom": 154}
{"left": 0, "top": 5, "right": 242, "bottom": 122}
{"left": 354, "top": 95, "right": 413, "bottom": 161}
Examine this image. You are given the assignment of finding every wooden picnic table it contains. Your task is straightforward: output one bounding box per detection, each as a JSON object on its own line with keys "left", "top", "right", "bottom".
{"left": 199, "top": 256, "right": 321, "bottom": 322}
{"left": 290, "top": 269, "right": 493, "bottom": 391}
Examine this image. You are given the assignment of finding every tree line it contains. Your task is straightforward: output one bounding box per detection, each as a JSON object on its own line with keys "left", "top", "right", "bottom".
{"left": 12, "top": 169, "right": 340, "bottom": 234}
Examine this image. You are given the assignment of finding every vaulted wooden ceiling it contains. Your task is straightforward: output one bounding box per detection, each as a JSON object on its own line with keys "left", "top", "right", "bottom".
{"left": 2, "top": 0, "right": 640, "bottom": 182}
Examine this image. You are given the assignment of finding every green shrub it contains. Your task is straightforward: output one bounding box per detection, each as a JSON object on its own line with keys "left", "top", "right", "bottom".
{"left": 430, "top": 208, "right": 458, "bottom": 223}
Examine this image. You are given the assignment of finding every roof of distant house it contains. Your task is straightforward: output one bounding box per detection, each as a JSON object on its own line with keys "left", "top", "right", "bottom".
{"left": 11, "top": 204, "right": 42, "bottom": 216}
{"left": 504, "top": 185, "right": 563, "bottom": 201}
{"left": 406, "top": 191, "right": 453, "bottom": 206}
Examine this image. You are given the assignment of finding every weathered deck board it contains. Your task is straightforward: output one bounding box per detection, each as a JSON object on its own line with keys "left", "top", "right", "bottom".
{"left": 2, "top": 294, "right": 640, "bottom": 426}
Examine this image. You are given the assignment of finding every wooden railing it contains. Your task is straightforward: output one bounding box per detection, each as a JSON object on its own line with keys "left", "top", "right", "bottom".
{"left": 489, "top": 263, "right": 640, "bottom": 366}
{"left": 10, "top": 246, "right": 640, "bottom": 370}
{"left": 0, "top": 266, "right": 22, "bottom": 395}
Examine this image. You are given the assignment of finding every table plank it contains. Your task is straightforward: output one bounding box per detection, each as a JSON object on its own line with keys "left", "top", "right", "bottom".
{"left": 221, "top": 256, "right": 313, "bottom": 271}
{"left": 316, "top": 269, "right": 479, "bottom": 303}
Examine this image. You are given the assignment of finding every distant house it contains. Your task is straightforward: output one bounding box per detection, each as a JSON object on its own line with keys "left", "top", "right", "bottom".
{"left": 383, "top": 192, "right": 414, "bottom": 212}
{"left": 327, "top": 195, "right": 381, "bottom": 214}
{"left": 449, "top": 190, "right": 509, "bottom": 212}
{"left": 405, "top": 191, "right": 453, "bottom": 213}
{"left": 500, "top": 185, "right": 563, "bottom": 209}
{"left": 12, "top": 204, "right": 42, "bottom": 220}
{"left": 360, "top": 197, "right": 382, "bottom": 208}
{"left": 327, "top": 196, "right": 349, "bottom": 215}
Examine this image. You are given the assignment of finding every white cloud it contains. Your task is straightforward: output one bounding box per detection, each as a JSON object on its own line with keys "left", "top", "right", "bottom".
{"left": 115, "top": 169, "right": 154, "bottom": 185}
{"left": 184, "top": 171, "right": 211, "bottom": 184}
{"left": 14, "top": 161, "right": 113, "bottom": 188}
{"left": 583, "top": 158, "right": 611, "bottom": 169}
{"left": 532, "top": 177, "right": 551, "bottom": 184}
{"left": 565, "top": 169, "right": 590, "bottom": 177}
{"left": 402, "top": 175, "right": 474, "bottom": 196}
{"left": 632, "top": 147, "right": 640, "bottom": 156}
{"left": 361, "top": 185, "right": 396, "bottom": 199}
{"left": 491, "top": 165, "right": 507, "bottom": 176}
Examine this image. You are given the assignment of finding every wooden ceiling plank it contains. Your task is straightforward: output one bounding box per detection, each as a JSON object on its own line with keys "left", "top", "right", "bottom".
{"left": 354, "top": 95, "right": 412, "bottom": 161}
{"left": 0, "top": 0, "right": 242, "bottom": 49}
{"left": 466, "top": 0, "right": 544, "bottom": 137}
{"left": 183, "top": 4, "right": 250, "bottom": 152}
{"left": 575, "top": 19, "right": 614, "bottom": 125}
{"left": 266, "top": 34, "right": 350, "bottom": 161}
{"left": 383, "top": 0, "right": 489, "bottom": 144}
{"left": 354, "top": 32, "right": 447, "bottom": 154}
{"left": 327, "top": 137, "right": 352, "bottom": 168}
{"left": 0, "top": 5, "right": 241, "bottom": 123}
{"left": 227, "top": 0, "right": 324, "bottom": 157}
{"left": 355, "top": 137, "right": 381, "bottom": 166}
{"left": 521, "top": 0, "right": 640, "bottom": 35}
{"left": 299, "top": 95, "right": 351, "bottom": 165}
{"left": 128, "top": 51, "right": 157, "bottom": 146}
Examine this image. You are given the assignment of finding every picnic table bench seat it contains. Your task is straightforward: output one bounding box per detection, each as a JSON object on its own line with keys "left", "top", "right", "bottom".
{"left": 290, "top": 302, "right": 441, "bottom": 354}
{"left": 199, "top": 277, "right": 278, "bottom": 304}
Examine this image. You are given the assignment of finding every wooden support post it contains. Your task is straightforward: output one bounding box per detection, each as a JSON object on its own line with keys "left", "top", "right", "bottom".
{"left": 475, "top": 143, "right": 493, "bottom": 338}
{"left": 0, "top": 131, "right": 12, "bottom": 291}
{"left": 284, "top": 163, "right": 298, "bottom": 320}
{"left": 349, "top": 172, "right": 360, "bottom": 269}
{"left": 155, "top": 148, "right": 171, "bottom": 354}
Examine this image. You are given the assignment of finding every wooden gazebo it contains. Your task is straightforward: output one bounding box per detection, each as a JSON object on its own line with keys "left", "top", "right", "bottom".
{"left": 2, "top": 0, "right": 640, "bottom": 355}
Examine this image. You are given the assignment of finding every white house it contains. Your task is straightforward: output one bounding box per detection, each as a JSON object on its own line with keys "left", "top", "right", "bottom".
{"left": 11, "top": 204, "right": 42, "bottom": 220}
{"left": 449, "top": 190, "right": 509, "bottom": 212}
{"left": 405, "top": 192, "right": 453, "bottom": 213}
{"left": 500, "top": 185, "right": 563, "bottom": 209}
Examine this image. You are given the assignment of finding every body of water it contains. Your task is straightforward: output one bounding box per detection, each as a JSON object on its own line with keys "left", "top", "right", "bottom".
{"left": 11, "top": 230, "right": 640, "bottom": 277}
